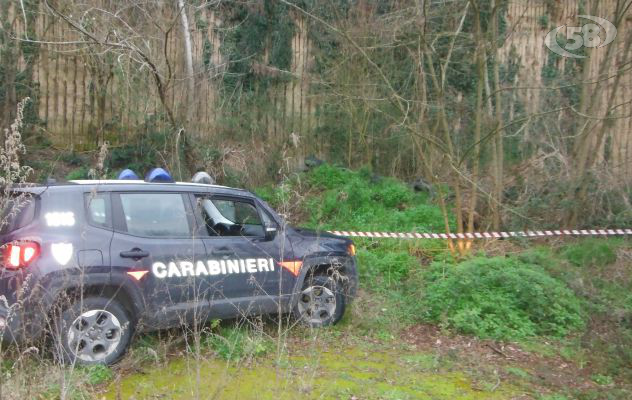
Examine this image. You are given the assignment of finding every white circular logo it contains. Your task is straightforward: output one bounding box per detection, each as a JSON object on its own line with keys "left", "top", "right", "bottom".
{"left": 545, "top": 15, "right": 617, "bottom": 58}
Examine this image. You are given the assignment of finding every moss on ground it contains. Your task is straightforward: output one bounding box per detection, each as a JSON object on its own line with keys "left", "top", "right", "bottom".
{"left": 104, "top": 344, "right": 518, "bottom": 399}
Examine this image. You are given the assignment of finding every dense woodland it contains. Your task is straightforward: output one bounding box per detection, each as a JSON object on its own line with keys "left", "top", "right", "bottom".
{"left": 1, "top": 0, "right": 631, "bottom": 237}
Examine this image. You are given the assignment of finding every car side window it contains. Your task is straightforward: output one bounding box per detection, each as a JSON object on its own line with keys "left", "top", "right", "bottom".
{"left": 85, "top": 193, "right": 111, "bottom": 229}
{"left": 118, "top": 193, "right": 190, "bottom": 237}
{"left": 0, "top": 194, "right": 36, "bottom": 234}
{"left": 196, "top": 196, "right": 264, "bottom": 237}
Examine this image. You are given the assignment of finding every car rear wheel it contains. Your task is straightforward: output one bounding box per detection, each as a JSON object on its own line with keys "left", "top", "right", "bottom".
{"left": 54, "top": 296, "right": 133, "bottom": 366}
{"left": 295, "top": 275, "right": 345, "bottom": 327}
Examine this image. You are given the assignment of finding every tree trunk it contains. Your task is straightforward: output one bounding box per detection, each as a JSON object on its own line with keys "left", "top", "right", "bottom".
{"left": 179, "top": 0, "right": 195, "bottom": 110}
{"left": 468, "top": 1, "right": 485, "bottom": 240}
{"left": 177, "top": 0, "right": 197, "bottom": 179}
{"left": 490, "top": 0, "right": 504, "bottom": 231}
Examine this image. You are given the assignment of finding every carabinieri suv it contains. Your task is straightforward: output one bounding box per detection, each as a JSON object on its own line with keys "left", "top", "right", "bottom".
{"left": 0, "top": 168, "right": 358, "bottom": 365}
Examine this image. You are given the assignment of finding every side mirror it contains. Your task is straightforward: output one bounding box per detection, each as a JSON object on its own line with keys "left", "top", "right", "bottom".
{"left": 265, "top": 226, "right": 278, "bottom": 240}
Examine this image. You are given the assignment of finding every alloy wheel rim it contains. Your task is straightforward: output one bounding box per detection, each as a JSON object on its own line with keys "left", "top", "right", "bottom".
{"left": 298, "top": 285, "right": 337, "bottom": 325}
{"left": 67, "top": 309, "right": 122, "bottom": 362}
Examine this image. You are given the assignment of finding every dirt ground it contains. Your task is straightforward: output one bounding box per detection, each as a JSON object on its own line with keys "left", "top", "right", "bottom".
{"left": 400, "top": 324, "right": 600, "bottom": 396}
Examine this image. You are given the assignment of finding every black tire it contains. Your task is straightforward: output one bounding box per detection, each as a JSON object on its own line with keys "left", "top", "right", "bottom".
{"left": 294, "top": 275, "right": 345, "bottom": 327}
{"left": 53, "top": 296, "right": 133, "bottom": 366}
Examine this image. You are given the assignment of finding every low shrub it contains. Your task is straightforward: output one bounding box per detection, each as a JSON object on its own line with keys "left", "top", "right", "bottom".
{"left": 356, "top": 245, "right": 418, "bottom": 286}
{"left": 421, "top": 256, "right": 584, "bottom": 340}
{"left": 106, "top": 129, "right": 170, "bottom": 175}
{"left": 371, "top": 179, "right": 413, "bottom": 208}
{"left": 562, "top": 239, "right": 619, "bottom": 268}
{"left": 60, "top": 151, "right": 84, "bottom": 166}
{"left": 65, "top": 166, "right": 90, "bottom": 180}
{"left": 302, "top": 164, "right": 452, "bottom": 233}
{"left": 307, "top": 164, "right": 355, "bottom": 189}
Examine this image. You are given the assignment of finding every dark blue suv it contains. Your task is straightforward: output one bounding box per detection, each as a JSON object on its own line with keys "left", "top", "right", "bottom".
{"left": 0, "top": 170, "right": 357, "bottom": 365}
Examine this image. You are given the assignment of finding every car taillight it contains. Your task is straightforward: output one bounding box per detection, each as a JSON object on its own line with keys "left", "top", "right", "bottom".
{"left": 2, "top": 241, "right": 40, "bottom": 269}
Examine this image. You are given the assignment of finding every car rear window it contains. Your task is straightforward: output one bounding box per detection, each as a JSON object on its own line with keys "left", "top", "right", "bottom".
{"left": 85, "top": 193, "right": 111, "bottom": 229}
{"left": 0, "top": 194, "right": 36, "bottom": 234}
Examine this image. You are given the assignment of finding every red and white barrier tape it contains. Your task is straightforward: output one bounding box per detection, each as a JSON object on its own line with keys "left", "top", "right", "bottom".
{"left": 328, "top": 229, "right": 632, "bottom": 240}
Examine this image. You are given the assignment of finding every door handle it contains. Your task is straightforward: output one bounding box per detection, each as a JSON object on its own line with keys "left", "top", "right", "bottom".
{"left": 211, "top": 248, "right": 235, "bottom": 257}
{"left": 120, "top": 248, "right": 150, "bottom": 260}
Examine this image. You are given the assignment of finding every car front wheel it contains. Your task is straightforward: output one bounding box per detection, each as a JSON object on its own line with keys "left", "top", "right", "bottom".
{"left": 295, "top": 275, "right": 345, "bottom": 327}
{"left": 54, "top": 296, "right": 133, "bottom": 366}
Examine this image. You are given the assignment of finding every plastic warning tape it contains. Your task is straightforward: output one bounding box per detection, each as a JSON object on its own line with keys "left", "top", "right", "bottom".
{"left": 327, "top": 229, "right": 632, "bottom": 240}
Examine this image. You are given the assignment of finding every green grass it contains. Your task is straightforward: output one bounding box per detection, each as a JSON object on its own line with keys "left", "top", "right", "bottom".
{"left": 592, "top": 374, "right": 614, "bottom": 386}
{"left": 506, "top": 366, "right": 531, "bottom": 380}
{"left": 258, "top": 164, "right": 453, "bottom": 233}
{"left": 402, "top": 353, "right": 440, "bottom": 371}
{"left": 562, "top": 239, "right": 620, "bottom": 268}
{"left": 81, "top": 364, "right": 114, "bottom": 385}
{"left": 104, "top": 342, "right": 520, "bottom": 399}
{"left": 356, "top": 243, "right": 417, "bottom": 285}
{"left": 203, "top": 326, "right": 273, "bottom": 361}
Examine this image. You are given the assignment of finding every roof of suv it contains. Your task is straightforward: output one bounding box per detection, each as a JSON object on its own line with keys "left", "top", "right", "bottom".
{"left": 69, "top": 179, "right": 234, "bottom": 189}
{"left": 17, "top": 180, "right": 252, "bottom": 196}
